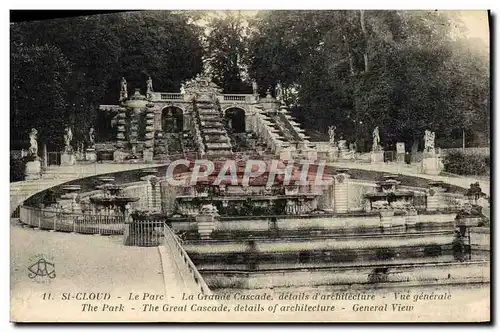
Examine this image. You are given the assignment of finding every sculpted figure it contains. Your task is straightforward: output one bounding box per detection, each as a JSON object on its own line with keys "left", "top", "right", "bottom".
{"left": 64, "top": 127, "right": 73, "bottom": 151}
{"left": 28, "top": 128, "right": 38, "bottom": 157}
{"left": 275, "top": 81, "right": 283, "bottom": 101}
{"left": 120, "top": 77, "right": 127, "bottom": 92}
{"left": 252, "top": 79, "right": 258, "bottom": 95}
{"left": 89, "top": 127, "right": 95, "bottom": 147}
{"left": 372, "top": 126, "right": 380, "bottom": 151}
{"left": 146, "top": 77, "right": 153, "bottom": 93}
{"left": 327, "top": 125, "right": 336, "bottom": 145}
{"left": 424, "top": 130, "right": 435, "bottom": 152}
{"left": 120, "top": 77, "right": 128, "bottom": 100}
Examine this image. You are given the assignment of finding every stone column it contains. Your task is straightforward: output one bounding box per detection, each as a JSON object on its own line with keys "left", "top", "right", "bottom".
{"left": 129, "top": 108, "right": 139, "bottom": 155}
{"left": 196, "top": 211, "right": 219, "bottom": 240}
{"left": 141, "top": 168, "right": 160, "bottom": 211}
{"left": 114, "top": 108, "right": 127, "bottom": 161}
{"left": 143, "top": 106, "right": 155, "bottom": 162}
{"left": 333, "top": 169, "right": 350, "bottom": 213}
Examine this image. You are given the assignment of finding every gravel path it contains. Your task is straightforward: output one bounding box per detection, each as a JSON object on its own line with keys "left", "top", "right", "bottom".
{"left": 10, "top": 221, "right": 166, "bottom": 322}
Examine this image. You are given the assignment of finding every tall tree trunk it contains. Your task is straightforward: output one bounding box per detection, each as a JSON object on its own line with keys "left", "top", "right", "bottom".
{"left": 359, "top": 10, "right": 369, "bottom": 73}
{"left": 343, "top": 35, "right": 355, "bottom": 76}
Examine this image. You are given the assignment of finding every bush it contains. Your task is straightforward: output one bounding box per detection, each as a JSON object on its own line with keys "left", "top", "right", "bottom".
{"left": 10, "top": 157, "right": 25, "bottom": 182}
{"left": 443, "top": 151, "right": 490, "bottom": 176}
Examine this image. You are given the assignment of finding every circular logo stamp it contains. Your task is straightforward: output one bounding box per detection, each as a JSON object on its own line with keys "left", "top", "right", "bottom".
{"left": 337, "top": 175, "right": 345, "bottom": 184}
{"left": 27, "top": 253, "right": 56, "bottom": 284}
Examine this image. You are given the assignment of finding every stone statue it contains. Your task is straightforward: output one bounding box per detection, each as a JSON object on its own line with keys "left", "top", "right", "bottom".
{"left": 89, "top": 127, "right": 95, "bottom": 148}
{"left": 252, "top": 79, "right": 258, "bottom": 95}
{"left": 64, "top": 127, "right": 73, "bottom": 152}
{"left": 120, "top": 77, "right": 128, "bottom": 100}
{"left": 28, "top": 128, "right": 38, "bottom": 157}
{"left": 327, "top": 125, "right": 336, "bottom": 145}
{"left": 424, "top": 130, "right": 435, "bottom": 153}
{"left": 120, "top": 77, "right": 127, "bottom": 92}
{"left": 275, "top": 81, "right": 283, "bottom": 101}
{"left": 372, "top": 126, "right": 381, "bottom": 151}
{"left": 146, "top": 77, "right": 153, "bottom": 93}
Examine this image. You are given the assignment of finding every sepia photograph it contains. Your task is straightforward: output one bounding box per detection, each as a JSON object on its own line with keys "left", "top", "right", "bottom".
{"left": 9, "top": 9, "right": 491, "bottom": 323}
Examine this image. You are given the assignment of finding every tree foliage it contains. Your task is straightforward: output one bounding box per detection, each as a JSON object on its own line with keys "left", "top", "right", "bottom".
{"left": 203, "top": 11, "right": 251, "bottom": 93}
{"left": 10, "top": 11, "right": 204, "bottom": 145}
{"left": 246, "top": 10, "right": 490, "bottom": 150}
{"left": 10, "top": 10, "right": 489, "bottom": 152}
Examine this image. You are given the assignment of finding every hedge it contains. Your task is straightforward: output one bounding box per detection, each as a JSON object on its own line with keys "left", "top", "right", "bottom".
{"left": 442, "top": 150, "right": 490, "bottom": 176}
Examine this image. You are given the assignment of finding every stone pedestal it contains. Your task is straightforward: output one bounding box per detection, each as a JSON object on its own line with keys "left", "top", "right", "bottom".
{"left": 143, "top": 150, "right": 154, "bottom": 162}
{"left": 426, "top": 183, "right": 447, "bottom": 211}
{"left": 334, "top": 170, "right": 350, "bottom": 213}
{"left": 422, "top": 156, "right": 442, "bottom": 175}
{"left": 405, "top": 210, "right": 418, "bottom": 227}
{"left": 85, "top": 148, "right": 97, "bottom": 162}
{"left": 113, "top": 150, "right": 127, "bottom": 162}
{"left": 196, "top": 214, "right": 218, "bottom": 240}
{"left": 370, "top": 150, "right": 384, "bottom": 163}
{"left": 380, "top": 210, "right": 394, "bottom": 229}
{"left": 61, "top": 152, "right": 76, "bottom": 166}
{"left": 25, "top": 160, "right": 41, "bottom": 180}
{"left": 329, "top": 147, "right": 339, "bottom": 161}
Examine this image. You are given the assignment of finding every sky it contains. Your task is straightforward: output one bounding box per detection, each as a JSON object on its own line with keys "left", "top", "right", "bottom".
{"left": 457, "top": 10, "right": 490, "bottom": 43}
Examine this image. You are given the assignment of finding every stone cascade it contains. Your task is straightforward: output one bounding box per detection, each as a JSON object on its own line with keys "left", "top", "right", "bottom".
{"left": 194, "top": 100, "right": 232, "bottom": 156}
{"left": 143, "top": 109, "right": 155, "bottom": 161}
{"left": 250, "top": 112, "right": 289, "bottom": 156}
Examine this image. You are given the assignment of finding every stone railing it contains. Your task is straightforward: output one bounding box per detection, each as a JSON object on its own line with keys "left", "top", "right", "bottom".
{"left": 218, "top": 94, "right": 255, "bottom": 103}
{"left": 19, "top": 205, "right": 125, "bottom": 235}
{"left": 163, "top": 224, "right": 212, "bottom": 295}
{"left": 148, "top": 92, "right": 184, "bottom": 101}
{"left": 161, "top": 93, "right": 183, "bottom": 100}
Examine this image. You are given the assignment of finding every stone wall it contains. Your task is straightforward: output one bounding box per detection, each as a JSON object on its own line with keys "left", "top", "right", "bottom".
{"left": 202, "top": 261, "right": 489, "bottom": 289}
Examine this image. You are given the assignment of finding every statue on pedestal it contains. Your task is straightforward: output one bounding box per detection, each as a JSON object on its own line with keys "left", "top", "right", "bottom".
{"left": 146, "top": 77, "right": 153, "bottom": 95}
{"left": 327, "top": 125, "right": 336, "bottom": 145}
{"left": 64, "top": 127, "right": 73, "bottom": 152}
{"left": 120, "top": 77, "right": 128, "bottom": 101}
{"left": 424, "top": 130, "right": 435, "bottom": 153}
{"left": 275, "top": 81, "right": 283, "bottom": 101}
{"left": 252, "top": 79, "right": 258, "bottom": 96}
{"left": 89, "top": 127, "right": 95, "bottom": 148}
{"left": 372, "top": 126, "right": 381, "bottom": 151}
{"left": 28, "top": 128, "right": 38, "bottom": 157}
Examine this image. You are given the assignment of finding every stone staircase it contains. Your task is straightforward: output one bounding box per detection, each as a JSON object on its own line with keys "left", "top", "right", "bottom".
{"left": 195, "top": 100, "right": 232, "bottom": 156}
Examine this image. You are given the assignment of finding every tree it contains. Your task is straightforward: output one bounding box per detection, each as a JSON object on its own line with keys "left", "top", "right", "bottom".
{"left": 246, "top": 10, "right": 489, "bottom": 150}
{"left": 10, "top": 43, "right": 72, "bottom": 148}
{"left": 10, "top": 11, "right": 205, "bottom": 146}
{"left": 204, "top": 11, "right": 250, "bottom": 93}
